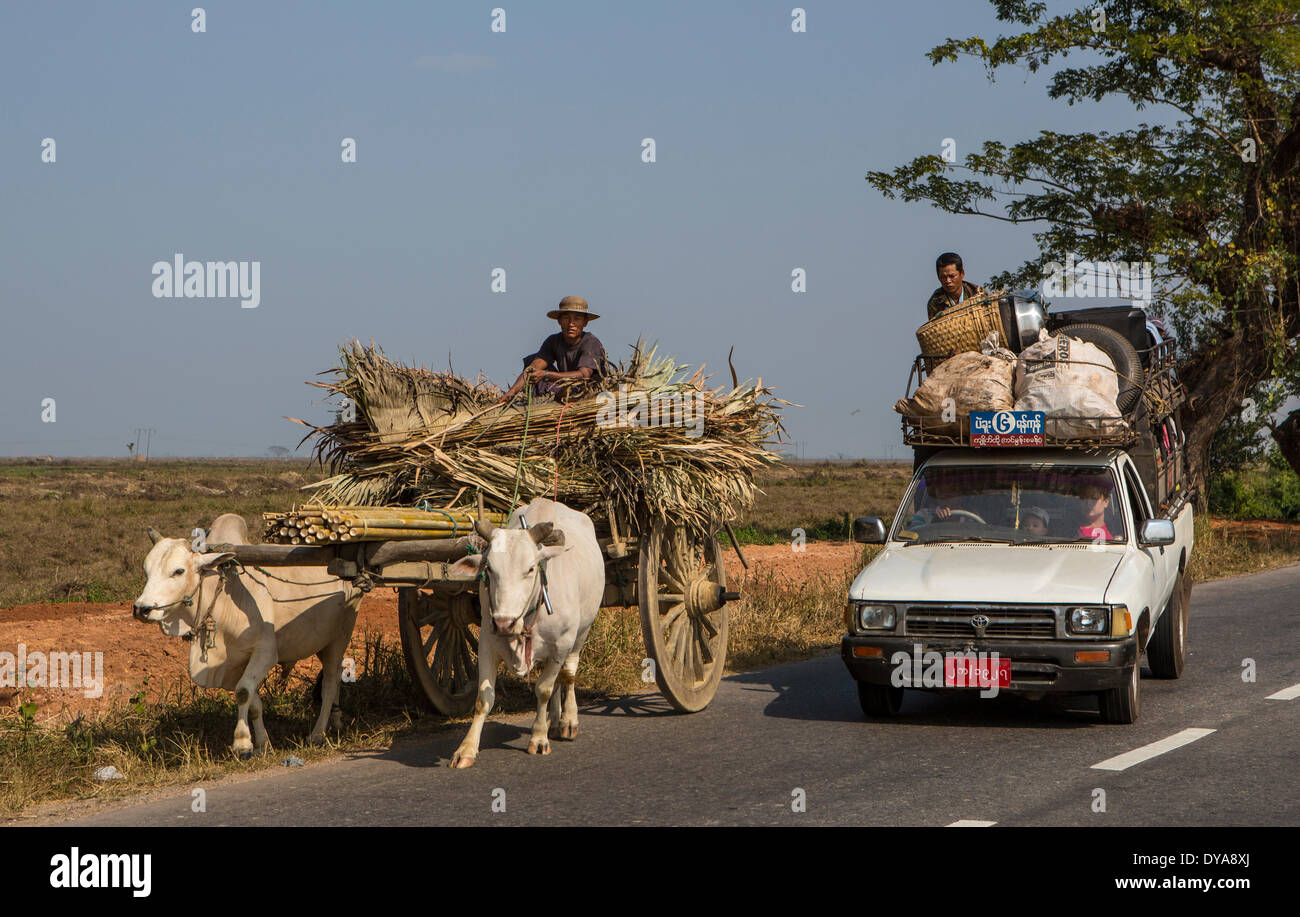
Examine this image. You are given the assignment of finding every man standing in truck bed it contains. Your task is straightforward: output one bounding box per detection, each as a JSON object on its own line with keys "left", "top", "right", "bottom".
{"left": 926, "top": 252, "right": 986, "bottom": 321}
{"left": 499, "top": 296, "right": 607, "bottom": 402}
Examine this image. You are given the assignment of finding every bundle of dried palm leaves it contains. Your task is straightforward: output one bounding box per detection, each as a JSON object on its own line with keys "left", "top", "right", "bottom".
{"left": 290, "top": 339, "right": 788, "bottom": 536}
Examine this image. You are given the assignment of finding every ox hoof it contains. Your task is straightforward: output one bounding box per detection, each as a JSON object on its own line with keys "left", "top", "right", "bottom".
{"left": 236, "top": 748, "right": 254, "bottom": 761}
{"left": 307, "top": 732, "right": 326, "bottom": 746}
{"left": 560, "top": 724, "right": 578, "bottom": 741}
{"left": 527, "top": 738, "right": 551, "bottom": 756}
{"left": 450, "top": 751, "right": 477, "bottom": 769}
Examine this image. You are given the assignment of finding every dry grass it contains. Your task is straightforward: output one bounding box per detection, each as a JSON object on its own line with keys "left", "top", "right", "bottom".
{"left": 1187, "top": 515, "right": 1300, "bottom": 582}
{"left": 297, "top": 339, "right": 789, "bottom": 536}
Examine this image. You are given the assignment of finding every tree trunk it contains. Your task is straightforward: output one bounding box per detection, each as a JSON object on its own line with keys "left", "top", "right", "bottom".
{"left": 1271, "top": 410, "right": 1300, "bottom": 478}
{"left": 1178, "top": 328, "right": 1272, "bottom": 511}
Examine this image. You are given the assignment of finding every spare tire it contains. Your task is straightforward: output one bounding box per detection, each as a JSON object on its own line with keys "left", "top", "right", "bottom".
{"left": 1057, "top": 322, "right": 1144, "bottom": 413}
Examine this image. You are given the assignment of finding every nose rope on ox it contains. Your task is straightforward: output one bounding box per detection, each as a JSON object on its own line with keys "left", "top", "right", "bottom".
{"left": 141, "top": 567, "right": 223, "bottom": 659}
{"left": 476, "top": 513, "right": 555, "bottom": 639}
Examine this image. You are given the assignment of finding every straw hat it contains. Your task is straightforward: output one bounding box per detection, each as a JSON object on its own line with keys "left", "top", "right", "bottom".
{"left": 547, "top": 295, "right": 600, "bottom": 321}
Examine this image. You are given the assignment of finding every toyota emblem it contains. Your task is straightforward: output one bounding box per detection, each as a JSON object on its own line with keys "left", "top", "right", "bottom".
{"left": 970, "top": 614, "right": 990, "bottom": 635}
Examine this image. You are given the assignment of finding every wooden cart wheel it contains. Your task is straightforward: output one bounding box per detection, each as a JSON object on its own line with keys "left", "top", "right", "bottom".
{"left": 637, "top": 522, "right": 729, "bottom": 713}
{"left": 398, "top": 587, "right": 479, "bottom": 717}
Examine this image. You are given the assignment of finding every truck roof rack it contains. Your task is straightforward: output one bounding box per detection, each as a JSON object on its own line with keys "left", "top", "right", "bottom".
{"left": 899, "top": 338, "right": 1184, "bottom": 450}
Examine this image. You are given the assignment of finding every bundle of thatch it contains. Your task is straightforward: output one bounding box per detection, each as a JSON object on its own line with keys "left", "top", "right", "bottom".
{"left": 291, "top": 339, "right": 788, "bottom": 536}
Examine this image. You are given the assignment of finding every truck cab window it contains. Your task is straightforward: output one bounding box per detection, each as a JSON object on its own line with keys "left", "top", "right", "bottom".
{"left": 1123, "top": 465, "right": 1151, "bottom": 538}
{"left": 896, "top": 465, "right": 1126, "bottom": 544}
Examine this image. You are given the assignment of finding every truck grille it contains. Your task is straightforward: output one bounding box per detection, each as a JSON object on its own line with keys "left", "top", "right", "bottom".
{"left": 905, "top": 606, "right": 1057, "bottom": 639}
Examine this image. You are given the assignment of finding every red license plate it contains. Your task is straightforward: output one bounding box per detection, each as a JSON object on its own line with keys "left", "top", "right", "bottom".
{"left": 944, "top": 655, "right": 1011, "bottom": 688}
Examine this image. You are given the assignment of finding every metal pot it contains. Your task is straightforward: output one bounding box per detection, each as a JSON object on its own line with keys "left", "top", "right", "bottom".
{"left": 998, "top": 289, "right": 1048, "bottom": 353}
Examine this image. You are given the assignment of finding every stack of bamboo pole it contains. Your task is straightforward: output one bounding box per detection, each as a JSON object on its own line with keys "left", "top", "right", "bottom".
{"left": 262, "top": 506, "right": 508, "bottom": 544}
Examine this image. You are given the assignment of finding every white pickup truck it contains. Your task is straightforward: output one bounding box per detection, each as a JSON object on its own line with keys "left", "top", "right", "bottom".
{"left": 842, "top": 300, "right": 1194, "bottom": 723}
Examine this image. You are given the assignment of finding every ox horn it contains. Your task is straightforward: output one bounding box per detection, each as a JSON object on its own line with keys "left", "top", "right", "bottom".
{"left": 474, "top": 491, "right": 496, "bottom": 542}
{"left": 146, "top": 526, "right": 164, "bottom": 544}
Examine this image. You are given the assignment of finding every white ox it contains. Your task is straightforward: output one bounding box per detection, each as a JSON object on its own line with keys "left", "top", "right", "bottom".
{"left": 448, "top": 498, "right": 605, "bottom": 768}
{"left": 132, "top": 513, "right": 362, "bottom": 757}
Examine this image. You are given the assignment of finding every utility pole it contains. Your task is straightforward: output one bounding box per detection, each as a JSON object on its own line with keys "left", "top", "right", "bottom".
{"left": 143, "top": 428, "right": 156, "bottom": 462}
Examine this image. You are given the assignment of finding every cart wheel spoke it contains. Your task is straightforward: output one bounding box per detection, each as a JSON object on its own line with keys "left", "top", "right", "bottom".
{"left": 691, "top": 621, "right": 706, "bottom": 681}
{"left": 661, "top": 602, "right": 686, "bottom": 632}
{"left": 670, "top": 614, "right": 690, "bottom": 667}
{"left": 431, "top": 632, "right": 450, "bottom": 682}
{"left": 698, "top": 626, "right": 715, "bottom": 667}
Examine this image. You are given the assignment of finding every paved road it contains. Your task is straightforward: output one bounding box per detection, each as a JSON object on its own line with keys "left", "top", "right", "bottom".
{"left": 45, "top": 563, "right": 1300, "bottom": 826}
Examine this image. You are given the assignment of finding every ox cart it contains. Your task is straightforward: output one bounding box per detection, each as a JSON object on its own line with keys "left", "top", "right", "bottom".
{"left": 232, "top": 339, "right": 783, "bottom": 716}
{"left": 207, "top": 507, "right": 744, "bottom": 715}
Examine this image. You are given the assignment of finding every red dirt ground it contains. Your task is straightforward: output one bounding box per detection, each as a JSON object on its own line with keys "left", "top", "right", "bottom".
{"left": 0, "top": 541, "right": 863, "bottom": 722}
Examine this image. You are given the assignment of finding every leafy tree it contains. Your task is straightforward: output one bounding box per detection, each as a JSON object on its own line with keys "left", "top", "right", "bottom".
{"left": 867, "top": 0, "right": 1300, "bottom": 502}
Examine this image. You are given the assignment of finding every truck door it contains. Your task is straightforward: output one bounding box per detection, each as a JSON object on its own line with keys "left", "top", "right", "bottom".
{"left": 1122, "top": 459, "right": 1174, "bottom": 605}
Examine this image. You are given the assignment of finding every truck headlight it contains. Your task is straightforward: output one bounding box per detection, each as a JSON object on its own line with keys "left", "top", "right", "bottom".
{"left": 854, "top": 603, "right": 896, "bottom": 631}
{"left": 1068, "top": 606, "right": 1110, "bottom": 635}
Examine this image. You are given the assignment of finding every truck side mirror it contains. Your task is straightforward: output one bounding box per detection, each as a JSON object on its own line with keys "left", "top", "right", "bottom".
{"left": 853, "top": 517, "right": 887, "bottom": 544}
{"left": 1138, "top": 519, "right": 1175, "bottom": 547}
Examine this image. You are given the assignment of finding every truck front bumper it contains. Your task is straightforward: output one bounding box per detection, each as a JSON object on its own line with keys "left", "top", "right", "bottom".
{"left": 840, "top": 634, "right": 1138, "bottom": 694}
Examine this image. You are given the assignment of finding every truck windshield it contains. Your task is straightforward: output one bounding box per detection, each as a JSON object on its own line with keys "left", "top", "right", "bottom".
{"left": 892, "top": 465, "right": 1127, "bottom": 545}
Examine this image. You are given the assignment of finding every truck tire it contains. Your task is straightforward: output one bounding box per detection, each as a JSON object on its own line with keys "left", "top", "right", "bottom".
{"left": 1099, "top": 651, "right": 1141, "bottom": 724}
{"left": 1147, "top": 573, "right": 1188, "bottom": 679}
{"left": 857, "top": 682, "right": 904, "bottom": 718}
{"left": 1059, "top": 322, "right": 1144, "bottom": 413}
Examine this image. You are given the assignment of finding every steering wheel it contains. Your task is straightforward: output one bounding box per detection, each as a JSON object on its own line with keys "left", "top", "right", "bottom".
{"left": 942, "top": 509, "right": 988, "bottom": 525}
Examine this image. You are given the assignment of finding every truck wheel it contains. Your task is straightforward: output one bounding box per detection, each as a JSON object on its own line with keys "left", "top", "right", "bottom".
{"left": 857, "top": 682, "right": 904, "bottom": 718}
{"left": 1148, "top": 573, "right": 1188, "bottom": 679}
{"left": 1099, "top": 653, "right": 1141, "bottom": 724}
{"left": 1060, "top": 322, "right": 1144, "bottom": 413}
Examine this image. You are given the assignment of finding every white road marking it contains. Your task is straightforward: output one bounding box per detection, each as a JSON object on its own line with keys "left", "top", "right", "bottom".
{"left": 946, "top": 819, "right": 996, "bottom": 827}
{"left": 1091, "top": 727, "right": 1216, "bottom": 771}
{"left": 1265, "top": 682, "right": 1300, "bottom": 701}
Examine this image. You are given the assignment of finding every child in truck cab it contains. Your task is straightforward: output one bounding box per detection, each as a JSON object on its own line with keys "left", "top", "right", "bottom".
{"left": 1077, "top": 484, "right": 1114, "bottom": 541}
{"left": 1022, "top": 506, "right": 1049, "bottom": 536}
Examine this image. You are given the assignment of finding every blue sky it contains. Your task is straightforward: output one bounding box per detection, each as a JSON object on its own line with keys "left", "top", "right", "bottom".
{"left": 1, "top": 1, "right": 1155, "bottom": 459}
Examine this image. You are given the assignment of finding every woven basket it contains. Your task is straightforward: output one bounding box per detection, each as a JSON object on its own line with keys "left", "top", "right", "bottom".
{"left": 916, "top": 296, "right": 1006, "bottom": 368}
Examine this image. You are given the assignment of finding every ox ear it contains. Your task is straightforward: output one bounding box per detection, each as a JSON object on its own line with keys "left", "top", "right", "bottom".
{"left": 449, "top": 553, "right": 484, "bottom": 578}
{"left": 159, "top": 616, "right": 193, "bottom": 638}
{"left": 529, "top": 523, "right": 564, "bottom": 546}
{"left": 197, "top": 552, "right": 235, "bottom": 570}
{"left": 538, "top": 544, "right": 572, "bottom": 564}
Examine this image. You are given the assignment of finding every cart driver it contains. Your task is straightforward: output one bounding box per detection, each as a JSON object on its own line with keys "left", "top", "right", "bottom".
{"left": 499, "top": 296, "right": 607, "bottom": 403}
{"left": 926, "top": 252, "right": 986, "bottom": 321}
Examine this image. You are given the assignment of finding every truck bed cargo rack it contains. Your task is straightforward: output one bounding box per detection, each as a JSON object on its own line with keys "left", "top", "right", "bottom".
{"left": 899, "top": 340, "right": 1183, "bottom": 451}
{"left": 900, "top": 413, "right": 1138, "bottom": 449}
{"left": 899, "top": 341, "right": 1191, "bottom": 512}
